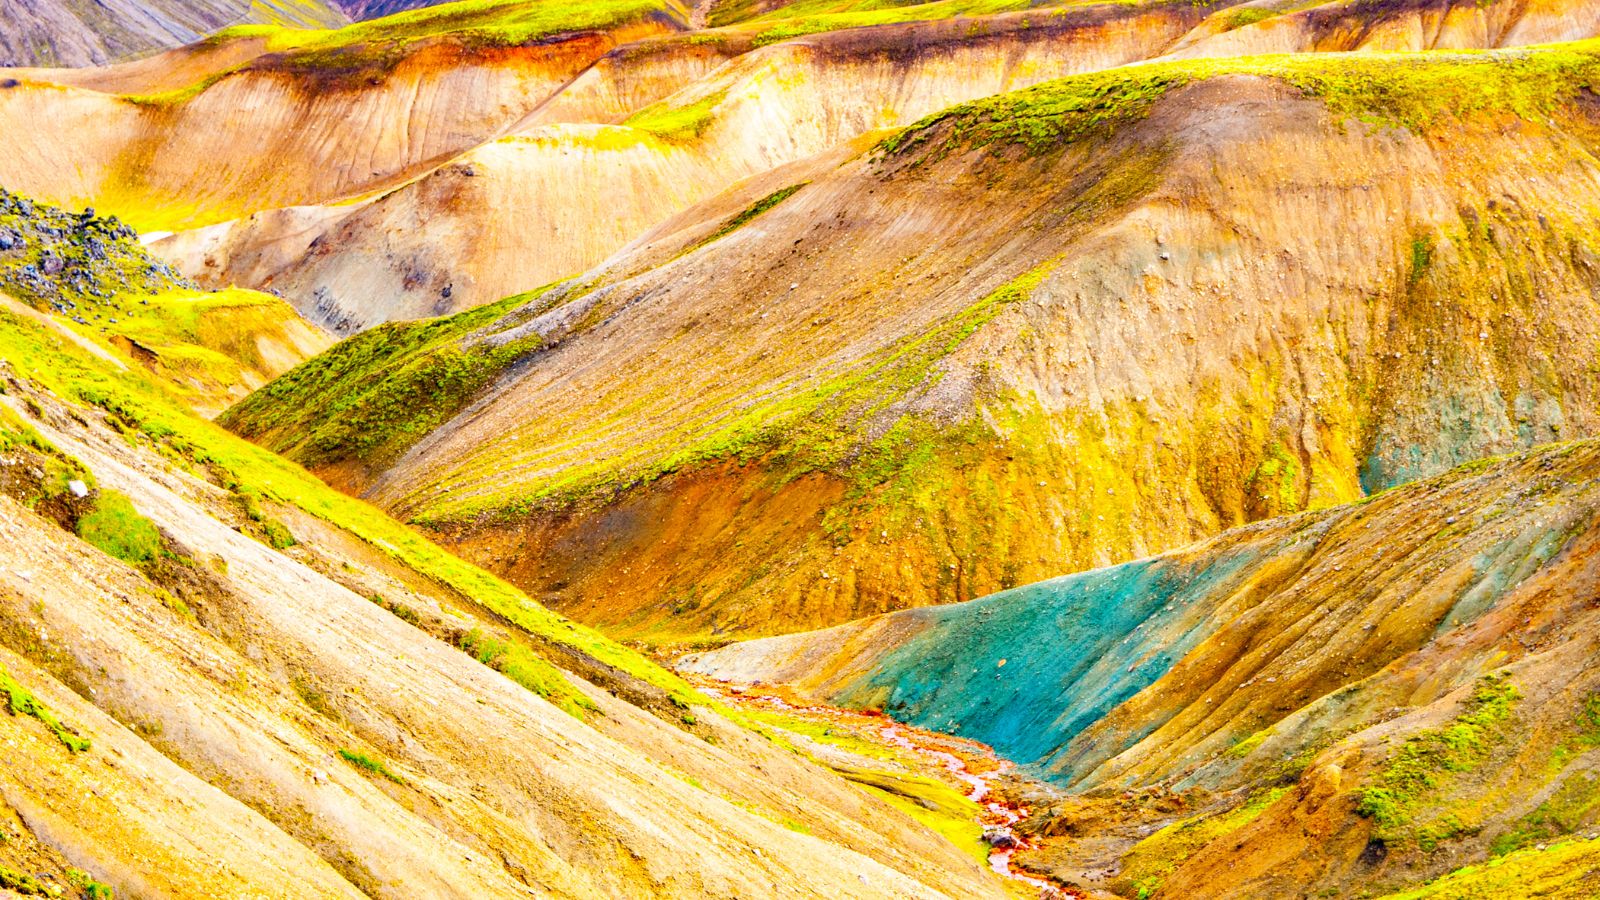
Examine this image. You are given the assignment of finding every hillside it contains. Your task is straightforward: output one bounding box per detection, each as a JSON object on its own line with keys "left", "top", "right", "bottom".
{"left": 0, "top": 213, "right": 1007, "bottom": 898}
{"left": 226, "top": 43, "right": 1600, "bottom": 642}
{"left": 0, "top": 0, "right": 690, "bottom": 239}
{"left": 0, "top": 0, "right": 348, "bottom": 68}
{"left": 684, "top": 435, "right": 1600, "bottom": 897}
{"left": 0, "top": 187, "right": 330, "bottom": 414}
{"left": 143, "top": 0, "right": 1600, "bottom": 331}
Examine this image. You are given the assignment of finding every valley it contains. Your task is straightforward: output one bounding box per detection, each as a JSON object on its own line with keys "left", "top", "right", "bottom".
{"left": 4, "top": 0, "right": 1600, "bottom": 896}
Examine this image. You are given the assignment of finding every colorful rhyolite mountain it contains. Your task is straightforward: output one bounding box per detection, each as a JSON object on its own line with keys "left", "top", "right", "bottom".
{"left": 685, "top": 435, "right": 1600, "bottom": 897}
{"left": 0, "top": 188, "right": 1002, "bottom": 899}
{"left": 228, "top": 42, "right": 1600, "bottom": 645}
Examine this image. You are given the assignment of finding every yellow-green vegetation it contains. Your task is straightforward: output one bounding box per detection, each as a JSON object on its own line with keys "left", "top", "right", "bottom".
{"left": 1357, "top": 674, "right": 1520, "bottom": 847}
{"left": 193, "top": 0, "right": 684, "bottom": 83}
{"left": 1116, "top": 787, "right": 1289, "bottom": 899}
{"left": 337, "top": 747, "right": 406, "bottom": 783}
{"left": 696, "top": 183, "right": 808, "bottom": 248}
{"left": 0, "top": 403, "right": 96, "bottom": 508}
{"left": 86, "top": 287, "right": 312, "bottom": 392}
{"left": 232, "top": 487, "right": 297, "bottom": 550}
{"left": 1376, "top": 836, "right": 1600, "bottom": 899}
{"left": 0, "top": 190, "right": 308, "bottom": 408}
{"left": 76, "top": 489, "right": 164, "bottom": 566}
{"left": 881, "top": 42, "right": 1600, "bottom": 160}
{"left": 413, "top": 260, "right": 1056, "bottom": 524}
{"left": 1220, "top": 5, "right": 1276, "bottom": 29}
{"left": 625, "top": 90, "right": 728, "bottom": 140}
{"left": 460, "top": 628, "right": 601, "bottom": 718}
{"left": 0, "top": 293, "right": 710, "bottom": 720}
{"left": 1225, "top": 727, "right": 1271, "bottom": 760}
{"left": 744, "top": 0, "right": 1032, "bottom": 46}
{"left": 0, "top": 865, "right": 48, "bottom": 896}
{"left": 1488, "top": 694, "right": 1600, "bottom": 856}
{"left": 1, "top": 663, "right": 91, "bottom": 753}
{"left": 221, "top": 289, "right": 543, "bottom": 471}
{"left": 66, "top": 868, "right": 113, "bottom": 900}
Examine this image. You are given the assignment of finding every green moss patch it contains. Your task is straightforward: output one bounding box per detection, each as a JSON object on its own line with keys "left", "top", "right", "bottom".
{"left": 221, "top": 289, "right": 545, "bottom": 472}
{"left": 460, "top": 628, "right": 601, "bottom": 719}
{"left": 880, "top": 43, "right": 1600, "bottom": 161}
{"left": 77, "top": 489, "right": 163, "bottom": 566}
{"left": 337, "top": 747, "right": 406, "bottom": 783}
{"left": 625, "top": 90, "right": 728, "bottom": 141}
{"left": 1115, "top": 787, "right": 1289, "bottom": 898}
{"left": 1357, "top": 674, "right": 1520, "bottom": 845}
{"left": 1, "top": 664, "right": 90, "bottom": 753}
{"left": 695, "top": 183, "right": 808, "bottom": 249}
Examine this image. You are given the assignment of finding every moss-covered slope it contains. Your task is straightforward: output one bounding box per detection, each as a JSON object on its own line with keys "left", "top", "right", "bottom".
{"left": 0, "top": 230, "right": 1005, "bottom": 900}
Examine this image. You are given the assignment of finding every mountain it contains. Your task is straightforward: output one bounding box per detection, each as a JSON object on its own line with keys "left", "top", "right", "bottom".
{"left": 146, "top": 0, "right": 1600, "bottom": 332}
{"left": 0, "top": 0, "right": 348, "bottom": 68}
{"left": 224, "top": 43, "right": 1600, "bottom": 643}
{"left": 684, "top": 434, "right": 1600, "bottom": 897}
{"left": 0, "top": 0, "right": 692, "bottom": 245}
{"left": 0, "top": 183, "right": 1003, "bottom": 898}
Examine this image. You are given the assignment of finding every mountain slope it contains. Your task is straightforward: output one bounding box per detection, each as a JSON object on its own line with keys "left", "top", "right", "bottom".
{"left": 0, "top": 0, "right": 348, "bottom": 68}
{"left": 228, "top": 44, "right": 1600, "bottom": 641}
{"left": 145, "top": 0, "right": 1600, "bottom": 331}
{"left": 0, "top": 243, "right": 1004, "bottom": 898}
{"left": 0, "top": 0, "right": 689, "bottom": 234}
{"left": 684, "top": 435, "right": 1600, "bottom": 897}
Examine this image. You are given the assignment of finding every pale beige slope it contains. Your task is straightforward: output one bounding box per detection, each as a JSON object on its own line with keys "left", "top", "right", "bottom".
{"left": 0, "top": 646, "right": 365, "bottom": 899}
{"left": 158, "top": 2, "right": 1212, "bottom": 329}
{"left": 0, "top": 382, "right": 1002, "bottom": 898}
{"left": 0, "top": 20, "right": 675, "bottom": 233}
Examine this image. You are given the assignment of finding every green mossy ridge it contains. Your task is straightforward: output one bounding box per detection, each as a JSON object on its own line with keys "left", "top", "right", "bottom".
{"left": 0, "top": 303, "right": 707, "bottom": 722}
{"left": 696, "top": 183, "right": 808, "bottom": 248}
{"left": 1375, "top": 836, "right": 1600, "bottom": 899}
{"left": 461, "top": 628, "right": 601, "bottom": 719}
{"left": 625, "top": 90, "right": 728, "bottom": 140}
{"left": 66, "top": 869, "right": 113, "bottom": 900}
{"left": 1487, "top": 693, "right": 1600, "bottom": 857}
{"left": 337, "top": 747, "right": 406, "bottom": 783}
{"left": 746, "top": 0, "right": 1032, "bottom": 46}
{"left": 1116, "top": 787, "right": 1290, "bottom": 899}
{"left": 221, "top": 289, "right": 544, "bottom": 472}
{"left": 1357, "top": 673, "right": 1520, "bottom": 845}
{"left": 879, "top": 42, "right": 1600, "bottom": 160}
{"left": 77, "top": 489, "right": 163, "bottom": 566}
{"left": 1219, "top": 5, "right": 1276, "bottom": 29}
{"left": 423, "top": 261, "right": 1053, "bottom": 524}
{"left": 1, "top": 664, "right": 91, "bottom": 753}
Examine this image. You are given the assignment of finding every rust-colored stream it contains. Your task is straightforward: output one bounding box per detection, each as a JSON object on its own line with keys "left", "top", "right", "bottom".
{"left": 695, "top": 682, "right": 1074, "bottom": 898}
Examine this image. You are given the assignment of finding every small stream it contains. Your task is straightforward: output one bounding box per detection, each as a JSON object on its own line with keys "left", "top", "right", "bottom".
{"left": 697, "top": 683, "right": 1072, "bottom": 898}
